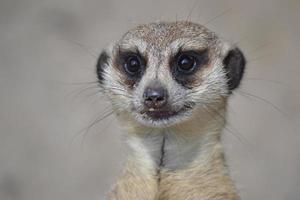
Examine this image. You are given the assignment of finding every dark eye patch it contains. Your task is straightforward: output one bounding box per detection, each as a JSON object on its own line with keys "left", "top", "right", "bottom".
{"left": 170, "top": 49, "right": 209, "bottom": 86}
{"left": 115, "top": 49, "right": 147, "bottom": 86}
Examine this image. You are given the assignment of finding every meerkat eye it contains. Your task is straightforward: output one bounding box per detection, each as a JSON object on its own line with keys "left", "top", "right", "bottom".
{"left": 173, "top": 50, "right": 209, "bottom": 76}
{"left": 177, "top": 54, "right": 197, "bottom": 73}
{"left": 123, "top": 54, "right": 143, "bottom": 76}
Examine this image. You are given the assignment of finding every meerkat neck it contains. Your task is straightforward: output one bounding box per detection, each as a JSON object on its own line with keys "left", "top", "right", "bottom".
{"left": 125, "top": 109, "right": 227, "bottom": 174}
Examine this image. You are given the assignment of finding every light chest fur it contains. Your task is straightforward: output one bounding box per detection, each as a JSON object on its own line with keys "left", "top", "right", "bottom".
{"left": 107, "top": 107, "right": 240, "bottom": 200}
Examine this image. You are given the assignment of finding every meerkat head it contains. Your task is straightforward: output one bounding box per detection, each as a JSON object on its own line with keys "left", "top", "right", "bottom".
{"left": 96, "top": 22, "right": 245, "bottom": 128}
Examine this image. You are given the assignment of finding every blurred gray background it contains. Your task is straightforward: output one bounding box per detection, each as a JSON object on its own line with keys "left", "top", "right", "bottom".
{"left": 0, "top": 0, "right": 299, "bottom": 199}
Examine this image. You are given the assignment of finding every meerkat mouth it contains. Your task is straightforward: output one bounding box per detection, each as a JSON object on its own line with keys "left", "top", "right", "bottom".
{"left": 136, "top": 104, "right": 194, "bottom": 126}
{"left": 144, "top": 109, "right": 183, "bottom": 120}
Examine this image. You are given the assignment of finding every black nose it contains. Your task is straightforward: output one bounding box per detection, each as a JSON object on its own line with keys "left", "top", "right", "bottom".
{"left": 143, "top": 86, "right": 168, "bottom": 109}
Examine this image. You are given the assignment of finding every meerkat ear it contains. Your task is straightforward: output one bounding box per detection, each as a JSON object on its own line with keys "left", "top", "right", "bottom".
{"left": 96, "top": 51, "right": 109, "bottom": 84}
{"left": 223, "top": 47, "right": 246, "bottom": 91}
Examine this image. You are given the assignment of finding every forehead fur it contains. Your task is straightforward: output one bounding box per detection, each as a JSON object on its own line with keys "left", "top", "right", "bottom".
{"left": 118, "top": 21, "right": 219, "bottom": 53}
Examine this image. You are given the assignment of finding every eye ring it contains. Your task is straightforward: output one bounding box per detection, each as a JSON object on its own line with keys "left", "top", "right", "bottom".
{"left": 177, "top": 54, "right": 197, "bottom": 74}
{"left": 123, "top": 55, "right": 143, "bottom": 76}
{"left": 172, "top": 49, "right": 209, "bottom": 77}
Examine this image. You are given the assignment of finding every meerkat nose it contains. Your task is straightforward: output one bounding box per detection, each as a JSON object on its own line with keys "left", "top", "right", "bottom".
{"left": 143, "top": 84, "right": 168, "bottom": 109}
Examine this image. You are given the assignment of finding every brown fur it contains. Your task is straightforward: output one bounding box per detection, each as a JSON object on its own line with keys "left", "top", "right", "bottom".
{"left": 107, "top": 161, "right": 158, "bottom": 200}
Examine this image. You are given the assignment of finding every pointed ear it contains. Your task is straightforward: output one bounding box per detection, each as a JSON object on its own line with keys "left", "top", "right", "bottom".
{"left": 223, "top": 47, "right": 246, "bottom": 91}
{"left": 96, "top": 51, "right": 109, "bottom": 84}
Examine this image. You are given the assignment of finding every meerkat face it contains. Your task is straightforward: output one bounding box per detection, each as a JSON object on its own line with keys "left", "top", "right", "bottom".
{"left": 97, "top": 22, "right": 245, "bottom": 128}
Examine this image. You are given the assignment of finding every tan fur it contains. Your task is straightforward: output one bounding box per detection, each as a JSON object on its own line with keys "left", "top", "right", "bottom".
{"left": 107, "top": 103, "right": 240, "bottom": 199}
{"left": 107, "top": 161, "right": 158, "bottom": 200}
{"left": 102, "top": 22, "right": 241, "bottom": 200}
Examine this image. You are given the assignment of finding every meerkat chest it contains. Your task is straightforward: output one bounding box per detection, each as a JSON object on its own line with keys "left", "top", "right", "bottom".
{"left": 127, "top": 131, "right": 203, "bottom": 170}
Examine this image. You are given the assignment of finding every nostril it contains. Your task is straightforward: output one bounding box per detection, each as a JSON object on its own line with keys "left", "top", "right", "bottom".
{"left": 145, "top": 95, "right": 164, "bottom": 103}
{"left": 156, "top": 96, "right": 165, "bottom": 102}
{"left": 145, "top": 96, "right": 155, "bottom": 102}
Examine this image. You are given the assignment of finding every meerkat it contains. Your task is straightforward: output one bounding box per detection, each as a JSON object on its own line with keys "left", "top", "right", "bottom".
{"left": 96, "top": 21, "right": 245, "bottom": 200}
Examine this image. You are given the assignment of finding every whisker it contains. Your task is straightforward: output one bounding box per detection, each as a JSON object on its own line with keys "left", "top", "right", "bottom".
{"left": 69, "top": 106, "right": 114, "bottom": 145}
{"left": 234, "top": 34, "right": 250, "bottom": 46}
{"left": 78, "top": 89, "right": 107, "bottom": 103}
{"left": 247, "top": 53, "right": 272, "bottom": 64}
{"left": 235, "top": 90, "right": 298, "bottom": 136}
{"left": 186, "top": 0, "right": 200, "bottom": 21}
{"left": 105, "top": 86, "right": 131, "bottom": 93}
{"left": 204, "top": 104, "right": 252, "bottom": 146}
{"left": 81, "top": 114, "right": 117, "bottom": 147}
{"left": 76, "top": 108, "right": 117, "bottom": 147}
{"left": 59, "top": 81, "right": 99, "bottom": 86}
{"left": 245, "top": 77, "right": 291, "bottom": 88}
{"left": 63, "top": 38, "right": 98, "bottom": 58}
{"left": 236, "top": 90, "right": 289, "bottom": 117}
{"left": 67, "top": 85, "right": 100, "bottom": 100}
{"left": 246, "top": 42, "right": 271, "bottom": 56}
{"left": 203, "top": 8, "right": 232, "bottom": 26}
